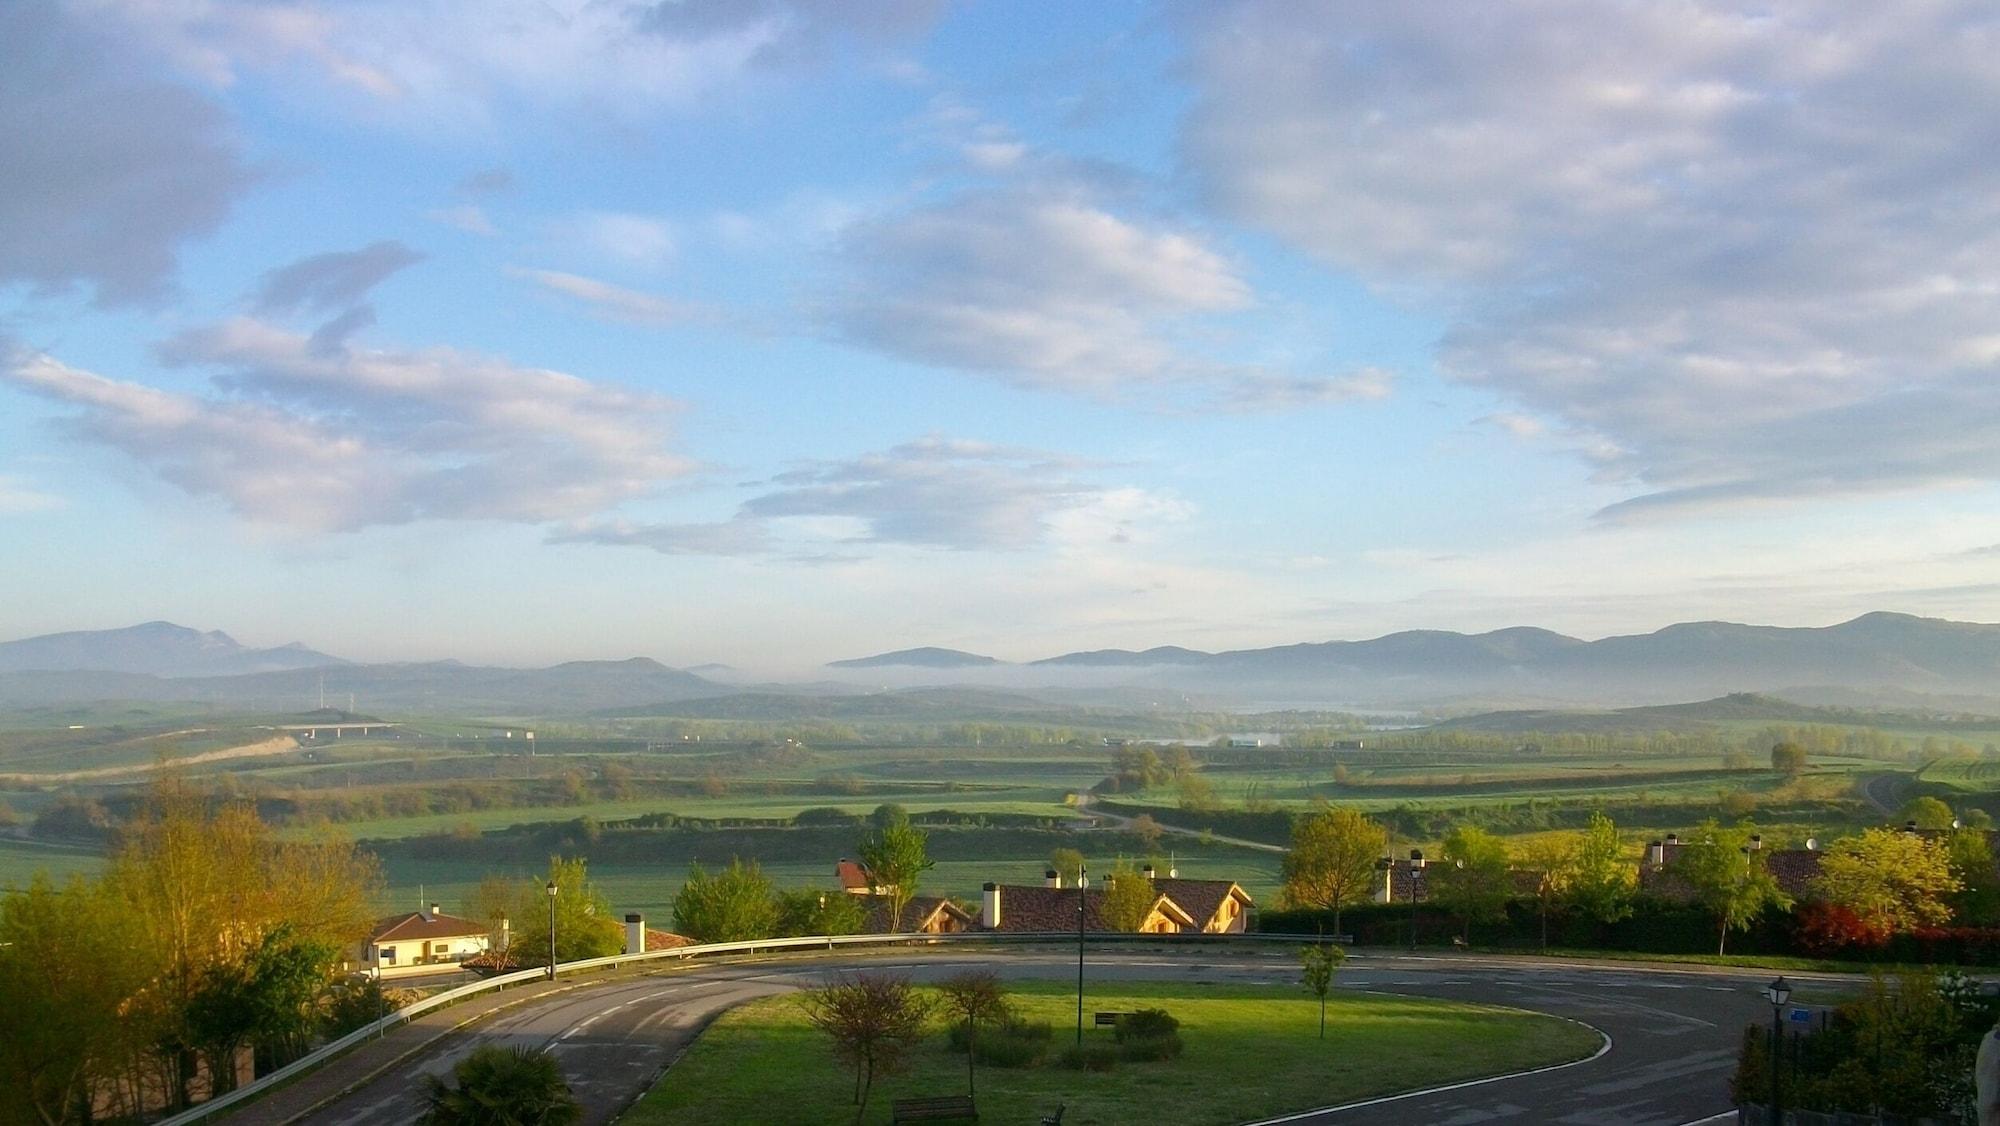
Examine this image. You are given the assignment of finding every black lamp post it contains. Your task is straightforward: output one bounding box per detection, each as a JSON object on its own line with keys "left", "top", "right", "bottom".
{"left": 1406, "top": 849, "right": 1425, "bottom": 951}
{"left": 1075, "top": 862, "right": 1087, "bottom": 1046}
{"left": 1762, "top": 976, "right": 1791, "bottom": 1118}
{"left": 545, "top": 880, "right": 559, "bottom": 981}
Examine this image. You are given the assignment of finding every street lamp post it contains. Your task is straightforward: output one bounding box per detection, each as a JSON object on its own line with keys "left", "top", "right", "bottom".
{"left": 546, "top": 880, "right": 559, "bottom": 981}
{"left": 1762, "top": 976, "right": 1791, "bottom": 1120}
{"left": 1075, "top": 862, "right": 1088, "bottom": 1046}
{"left": 1406, "top": 849, "right": 1425, "bottom": 952}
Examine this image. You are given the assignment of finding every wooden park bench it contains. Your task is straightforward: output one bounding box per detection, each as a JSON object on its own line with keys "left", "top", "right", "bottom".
{"left": 1093, "top": 1011, "right": 1133, "bottom": 1028}
{"left": 890, "top": 1094, "right": 977, "bottom": 1122}
{"left": 1451, "top": 935, "right": 1469, "bottom": 949}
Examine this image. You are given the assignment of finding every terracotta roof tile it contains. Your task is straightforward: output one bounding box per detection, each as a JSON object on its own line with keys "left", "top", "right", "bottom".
{"left": 369, "top": 911, "right": 488, "bottom": 943}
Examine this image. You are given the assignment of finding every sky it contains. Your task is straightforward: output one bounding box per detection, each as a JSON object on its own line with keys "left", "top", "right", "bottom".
{"left": 5, "top": 0, "right": 2000, "bottom": 673}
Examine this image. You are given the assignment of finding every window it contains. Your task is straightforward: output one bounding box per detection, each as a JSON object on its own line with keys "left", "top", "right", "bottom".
{"left": 379, "top": 945, "right": 397, "bottom": 964}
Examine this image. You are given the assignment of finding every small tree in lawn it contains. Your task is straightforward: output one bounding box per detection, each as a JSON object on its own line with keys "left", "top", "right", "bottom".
{"left": 937, "top": 970, "right": 1009, "bottom": 1098}
{"left": 1298, "top": 942, "right": 1346, "bottom": 1039}
{"left": 1280, "top": 803, "right": 1388, "bottom": 938}
{"left": 802, "top": 972, "right": 933, "bottom": 1124}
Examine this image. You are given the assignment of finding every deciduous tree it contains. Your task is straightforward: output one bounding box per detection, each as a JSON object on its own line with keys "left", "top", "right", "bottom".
{"left": 801, "top": 973, "right": 933, "bottom": 1123}
{"left": 672, "top": 859, "right": 779, "bottom": 944}
{"left": 1667, "top": 820, "right": 1791, "bottom": 955}
{"left": 1298, "top": 943, "right": 1346, "bottom": 1039}
{"left": 1099, "top": 862, "right": 1156, "bottom": 932}
{"left": 858, "top": 810, "right": 933, "bottom": 928}
{"left": 1434, "top": 826, "right": 1512, "bottom": 940}
{"left": 517, "top": 856, "right": 624, "bottom": 963}
{"left": 936, "top": 971, "right": 1009, "bottom": 1097}
{"left": 1808, "top": 828, "right": 1960, "bottom": 936}
{"left": 0, "top": 875, "right": 146, "bottom": 1125}
{"left": 1564, "top": 812, "right": 1634, "bottom": 925}
{"left": 775, "top": 887, "right": 864, "bottom": 938}
{"left": 1280, "top": 804, "right": 1387, "bottom": 937}
{"left": 1770, "top": 742, "right": 1807, "bottom": 779}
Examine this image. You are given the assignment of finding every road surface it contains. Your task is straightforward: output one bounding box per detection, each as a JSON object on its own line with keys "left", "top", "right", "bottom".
{"left": 245, "top": 945, "right": 1834, "bottom": 1126}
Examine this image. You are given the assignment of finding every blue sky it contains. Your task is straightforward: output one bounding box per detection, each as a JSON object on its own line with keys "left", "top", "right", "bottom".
{"left": 6, "top": 1, "right": 2000, "bottom": 672}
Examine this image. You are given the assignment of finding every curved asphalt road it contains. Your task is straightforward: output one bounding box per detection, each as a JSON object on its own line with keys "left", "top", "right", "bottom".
{"left": 251, "top": 947, "right": 1827, "bottom": 1126}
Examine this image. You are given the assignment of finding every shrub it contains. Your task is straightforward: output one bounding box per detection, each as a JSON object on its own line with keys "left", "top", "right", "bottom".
{"left": 1114, "top": 1009, "right": 1179, "bottom": 1042}
{"left": 948, "top": 1017, "right": 1050, "bottom": 1067}
{"left": 1058, "top": 1043, "right": 1120, "bottom": 1072}
{"left": 1117, "top": 1032, "right": 1184, "bottom": 1062}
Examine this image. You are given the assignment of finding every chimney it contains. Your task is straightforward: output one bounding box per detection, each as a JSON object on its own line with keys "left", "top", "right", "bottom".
{"left": 1666, "top": 832, "right": 1680, "bottom": 845}
{"left": 1647, "top": 839, "right": 1664, "bottom": 867}
{"left": 1409, "top": 848, "right": 1426, "bottom": 869}
{"left": 624, "top": 913, "right": 645, "bottom": 955}
{"left": 498, "top": 914, "right": 510, "bottom": 953}
{"left": 1045, "top": 868, "right": 1062, "bottom": 889}
{"left": 428, "top": 902, "right": 440, "bottom": 921}
{"left": 1905, "top": 820, "right": 1919, "bottom": 833}
{"left": 1748, "top": 834, "right": 1763, "bottom": 851}
{"left": 1379, "top": 860, "right": 1395, "bottom": 903}
{"left": 982, "top": 883, "right": 1001, "bottom": 930}
{"left": 1142, "top": 864, "right": 1157, "bottom": 880}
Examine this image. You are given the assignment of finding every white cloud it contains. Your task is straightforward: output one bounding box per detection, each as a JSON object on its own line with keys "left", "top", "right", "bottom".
{"left": 77, "top": 0, "right": 941, "bottom": 123}
{"left": 511, "top": 268, "right": 708, "bottom": 327}
{"left": 2, "top": 326, "right": 689, "bottom": 531}
{"left": 560, "top": 435, "right": 1187, "bottom": 556}
{"left": 0, "top": 4, "right": 254, "bottom": 305}
{"left": 837, "top": 189, "right": 1279, "bottom": 401}
{"left": 1181, "top": 1, "right": 2000, "bottom": 514}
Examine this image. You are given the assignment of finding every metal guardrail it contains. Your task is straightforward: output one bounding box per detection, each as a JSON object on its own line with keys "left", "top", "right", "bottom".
{"left": 154, "top": 929, "right": 1308, "bottom": 1125}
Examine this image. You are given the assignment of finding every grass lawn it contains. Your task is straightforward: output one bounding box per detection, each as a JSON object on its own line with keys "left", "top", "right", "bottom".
{"left": 627, "top": 980, "right": 1600, "bottom": 1126}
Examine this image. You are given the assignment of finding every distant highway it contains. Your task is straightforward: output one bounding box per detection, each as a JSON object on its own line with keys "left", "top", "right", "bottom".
{"left": 236, "top": 946, "right": 1835, "bottom": 1126}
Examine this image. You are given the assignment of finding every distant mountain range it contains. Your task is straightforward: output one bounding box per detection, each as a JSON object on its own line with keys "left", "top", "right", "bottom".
{"left": 830, "top": 613, "right": 2000, "bottom": 705}
{"left": 828, "top": 647, "right": 1000, "bottom": 669}
{"left": 0, "top": 621, "right": 343, "bottom": 677}
{"left": 7, "top": 612, "right": 2000, "bottom": 715}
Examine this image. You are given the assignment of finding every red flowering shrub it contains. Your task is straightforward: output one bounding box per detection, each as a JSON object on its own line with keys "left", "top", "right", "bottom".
{"left": 1794, "top": 902, "right": 1888, "bottom": 955}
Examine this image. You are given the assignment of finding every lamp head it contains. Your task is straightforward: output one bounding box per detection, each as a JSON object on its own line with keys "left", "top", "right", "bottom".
{"left": 1763, "top": 976, "right": 1792, "bottom": 1007}
{"left": 545, "top": 881, "right": 558, "bottom": 898}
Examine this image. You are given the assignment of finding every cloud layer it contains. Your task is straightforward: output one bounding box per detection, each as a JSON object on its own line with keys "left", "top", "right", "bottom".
{"left": 0, "top": 5, "right": 252, "bottom": 305}
{"left": 559, "top": 436, "right": 1184, "bottom": 555}
{"left": 1182, "top": 1, "right": 2000, "bottom": 515}
{"left": 3, "top": 325, "right": 688, "bottom": 531}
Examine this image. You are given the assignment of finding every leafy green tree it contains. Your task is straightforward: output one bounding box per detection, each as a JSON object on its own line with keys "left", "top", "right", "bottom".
{"left": 1176, "top": 773, "right": 1218, "bottom": 813}
{"left": 1809, "top": 828, "right": 1961, "bottom": 937}
{"left": 1947, "top": 828, "right": 2000, "bottom": 926}
{"left": 420, "top": 1044, "right": 580, "bottom": 1125}
{"left": 1516, "top": 835, "right": 1575, "bottom": 952}
{"left": 1898, "top": 796, "right": 1956, "bottom": 830}
{"left": 1666, "top": 821, "right": 1791, "bottom": 955}
{"left": 1564, "top": 812, "right": 1634, "bottom": 924}
{"left": 516, "top": 857, "right": 624, "bottom": 964}
{"left": 1298, "top": 943, "right": 1346, "bottom": 1039}
{"left": 673, "top": 859, "right": 780, "bottom": 943}
{"left": 188, "top": 923, "right": 341, "bottom": 1088}
{"left": 775, "top": 888, "right": 864, "bottom": 937}
{"left": 0, "top": 875, "right": 147, "bottom": 1125}
{"left": 1280, "top": 804, "right": 1388, "bottom": 937}
{"left": 859, "top": 811, "right": 933, "bottom": 928}
{"left": 1434, "top": 826, "right": 1512, "bottom": 940}
{"left": 1047, "top": 848, "right": 1085, "bottom": 881}
{"left": 1099, "top": 862, "right": 1157, "bottom": 932}
{"left": 1770, "top": 742, "right": 1807, "bottom": 778}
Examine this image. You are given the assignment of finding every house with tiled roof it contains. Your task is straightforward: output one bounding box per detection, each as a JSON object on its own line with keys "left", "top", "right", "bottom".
{"left": 861, "top": 894, "right": 976, "bottom": 935}
{"left": 837, "top": 857, "right": 892, "bottom": 896}
{"left": 976, "top": 870, "right": 1199, "bottom": 934}
{"left": 1148, "top": 867, "right": 1254, "bottom": 933}
{"left": 362, "top": 904, "right": 490, "bottom": 975}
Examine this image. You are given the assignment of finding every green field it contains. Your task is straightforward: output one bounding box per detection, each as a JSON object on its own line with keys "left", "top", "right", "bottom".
{"left": 1915, "top": 759, "right": 2000, "bottom": 793}
{"left": 629, "top": 980, "right": 1600, "bottom": 1126}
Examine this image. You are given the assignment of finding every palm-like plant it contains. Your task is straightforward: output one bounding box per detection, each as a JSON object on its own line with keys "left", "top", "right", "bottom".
{"left": 421, "top": 1044, "right": 581, "bottom": 1126}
